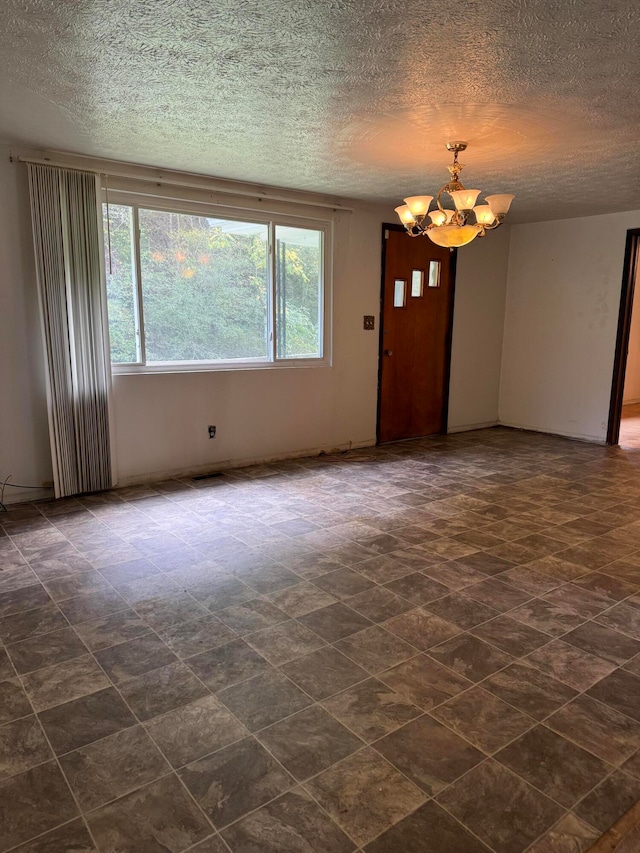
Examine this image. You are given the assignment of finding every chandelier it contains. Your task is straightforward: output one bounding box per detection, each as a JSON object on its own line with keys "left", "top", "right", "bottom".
{"left": 395, "top": 142, "right": 514, "bottom": 248}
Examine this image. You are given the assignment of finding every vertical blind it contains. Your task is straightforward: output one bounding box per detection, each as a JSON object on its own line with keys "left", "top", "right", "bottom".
{"left": 28, "top": 163, "right": 113, "bottom": 498}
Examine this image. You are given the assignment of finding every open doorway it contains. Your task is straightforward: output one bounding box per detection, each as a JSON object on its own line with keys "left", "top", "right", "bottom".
{"left": 607, "top": 229, "right": 640, "bottom": 446}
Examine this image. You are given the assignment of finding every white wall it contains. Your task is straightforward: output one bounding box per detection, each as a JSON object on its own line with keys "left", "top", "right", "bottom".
{"left": 1, "top": 147, "right": 510, "bottom": 496}
{"left": 112, "top": 205, "right": 387, "bottom": 483}
{"left": 0, "top": 150, "right": 52, "bottom": 503}
{"left": 623, "top": 262, "right": 640, "bottom": 404}
{"left": 448, "top": 226, "right": 510, "bottom": 431}
{"left": 499, "top": 210, "right": 640, "bottom": 442}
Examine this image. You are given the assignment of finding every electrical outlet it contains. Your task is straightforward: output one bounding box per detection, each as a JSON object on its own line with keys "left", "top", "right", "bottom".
{"left": 363, "top": 315, "right": 375, "bottom": 330}
{"left": 208, "top": 425, "right": 217, "bottom": 439}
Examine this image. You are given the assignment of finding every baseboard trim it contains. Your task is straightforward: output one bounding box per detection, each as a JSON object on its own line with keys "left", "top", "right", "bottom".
{"left": 498, "top": 420, "right": 607, "bottom": 445}
{"left": 447, "top": 421, "right": 499, "bottom": 434}
{"left": 115, "top": 438, "right": 378, "bottom": 488}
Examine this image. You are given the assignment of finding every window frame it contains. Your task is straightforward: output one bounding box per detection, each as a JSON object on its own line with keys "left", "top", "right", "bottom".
{"left": 102, "top": 192, "right": 333, "bottom": 374}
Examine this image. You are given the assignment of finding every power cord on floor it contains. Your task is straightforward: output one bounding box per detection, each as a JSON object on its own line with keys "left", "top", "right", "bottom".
{"left": 0, "top": 475, "right": 47, "bottom": 512}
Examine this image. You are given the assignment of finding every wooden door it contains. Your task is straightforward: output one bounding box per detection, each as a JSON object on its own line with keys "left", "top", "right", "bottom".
{"left": 378, "top": 225, "right": 455, "bottom": 443}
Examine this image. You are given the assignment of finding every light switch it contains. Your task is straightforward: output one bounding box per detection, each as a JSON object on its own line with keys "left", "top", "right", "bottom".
{"left": 363, "top": 315, "right": 375, "bottom": 330}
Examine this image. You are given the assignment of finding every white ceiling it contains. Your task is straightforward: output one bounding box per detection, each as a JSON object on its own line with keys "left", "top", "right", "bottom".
{"left": 1, "top": 0, "right": 639, "bottom": 222}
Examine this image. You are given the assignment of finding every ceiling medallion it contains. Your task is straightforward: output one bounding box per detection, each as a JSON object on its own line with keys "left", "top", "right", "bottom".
{"left": 395, "top": 142, "right": 514, "bottom": 248}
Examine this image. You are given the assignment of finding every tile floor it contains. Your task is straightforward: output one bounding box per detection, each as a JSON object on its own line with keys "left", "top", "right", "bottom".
{"left": 2, "top": 427, "right": 640, "bottom": 852}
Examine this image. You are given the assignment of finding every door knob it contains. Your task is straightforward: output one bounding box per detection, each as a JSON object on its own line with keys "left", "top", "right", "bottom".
{"left": 384, "top": 349, "right": 393, "bottom": 356}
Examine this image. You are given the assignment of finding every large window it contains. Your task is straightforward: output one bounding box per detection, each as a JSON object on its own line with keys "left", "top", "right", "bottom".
{"left": 102, "top": 200, "right": 328, "bottom": 370}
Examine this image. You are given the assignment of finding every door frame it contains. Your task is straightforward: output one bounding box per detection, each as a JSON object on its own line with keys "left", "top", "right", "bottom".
{"left": 376, "top": 222, "right": 458, "bottom": 444}
{"left": 607, "top": 228, "right": 640, "bottom": 445}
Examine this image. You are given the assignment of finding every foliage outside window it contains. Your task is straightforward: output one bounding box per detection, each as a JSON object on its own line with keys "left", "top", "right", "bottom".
{"left": 103, "top": 201, "right": 327, "bottom": 369}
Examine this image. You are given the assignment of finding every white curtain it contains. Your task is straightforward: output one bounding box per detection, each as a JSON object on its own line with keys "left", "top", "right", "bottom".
{"left": 28, "top": 163, "right": 113, "bottom": 498}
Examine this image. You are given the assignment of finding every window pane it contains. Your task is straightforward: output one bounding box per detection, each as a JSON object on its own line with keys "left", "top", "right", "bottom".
{"left": 103, "top": 204, "right": 139, "bottom": 363}
{"left": 394, "top": 279, "right": 406, "bottom": 307}
{"left": 275, "top": 226, "right": 323, "bottom": 359}
{"left": 138, "top": 209, "right": 269, "bottom": 362}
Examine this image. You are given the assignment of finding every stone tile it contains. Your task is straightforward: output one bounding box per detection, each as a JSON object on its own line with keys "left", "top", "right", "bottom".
{"left": 0, "top": 678, "right": 32, "bottom": 725}
{"left": 59, "top": 724, "right": 169, "bottom": 810}
{"left": 216, "top": 599, "right": 289, "bottom": 636}
{"left": 0, "top": 601, "right": 67, "bottom": 644}
{"left": 133, "top": 591, "right": 209, "bottom": 631}
{"left": 425, "top": 593, "right": 499, "bottom": 630}
{"left": 281, "top": 646, "right": 369, "bottom": 700}
{"left": 246, "top": 620, "right": 325, "bottom": 666}
{"left": 431, "top": 686, "right": 534, "bottom": 753}
{"left": 572, "top": 572, "right": 638, "bottom": 601}
{"left": 596, "top": 602, "right": 640, "bottom": 640}
{"left": 0, "top": 715, "right": 52, "bottom": 779}
{"left": 43, "top": 570, "right": 111, "bottom": 602}
{"left": 623, "top": 749, "right": 640, "bottom": 779}
{"left": 422, "top": 560, "right": 488, "bottom": 590}
{"left": 483, "top": 662, "right": 577, "bottom": 720}
{"left": 7, "top": 626, "right": 88, "bottom": 674}
{"left": 383, "top": 608, "right": 461, "bottom": 650}
{"left": 187, "top": 639, "right": 272, "bottom": 691}
{"left": 73, "top": 609, "right": 152, "bottom": 651}
{"left": 376, "top": 714, "right": 483, "bottom": 795}
{"left": 118, "top": 660, "right": 210, "bottom": 721}
{"left": 22, "top": 655, "right": 109, "bottom": 712}
{"left": 574, "top": 770, "right": 640, "bottom": 833}
{"left": 259, "top": 705, "right": 362, "bottom": 781}
{"left": 0, "top": 761, "right": 78, "bottom": 851}
{"left": 39, "top": 687, "right": 136, "bottom": 754}
{"left": 437, "top": 759, "right": 563, "bottom": 853}
{"left": 457, "top": 551, "right": 516, "bottom": 576}
{"left": 180, "top": 736, "right": 294, "bottom": 829}
{"left": 510, "top": 598, "right": 585, "bottom": 638}
{"left": 322, "top": 677, "right": 421, "bottom": 742}
{"left": 346, "top": 586, "right": 413, "bottom": 623}
{"left": 146, "top": 694, "right": 247, "bottom": 767}
{"left": 95, "top": 633, "right": 178, "bottom": 684}
{"left": 156, "top": 614, "right": 237, "bottom": 658}
{"left": 351, "top": 554, "right": 414, "bottom": 584}
{"left": 298, "top": 603, "right": 372, "bottom": 642}
{"left": 429, "top": 633, "right": 513, "bottom": 682}
{"left": 563, "top": 622, "right": 640, "bottom": 665}
{"left": 470, "top": 614, "right": 549, "bottom": 657}
{"left": 334, "top": 626, "right": 415, "bottom": 673}
{"left": 242, "top": 564, "right": 301, "bottom": 594}
{"left": 218, "top": 670, "right": 311, "bottom": 731}
{"left": 364, "top": 799, "right": 491, "bottom": 853}
{"left": 266, "top": 582, "right": 337, "bottom": 617}
{"left": 306, "top": 747, "right": 426, "bottom": 847}
{"left": 86, "top": 773, "right": 211, "bottom": 852}
{"left": 379, "top": 654, "right": 472, "bottom": 710}
{"left": 221, "top": 788, "right": 355, "bottom": 853}
{"left": 188, "top": 576, "right": 255, "bottom": 611}
{"left": 57, "top": 588, "right": 128, "bottom": 625}
{"left": 98, "top": 557, "right": 160, "bottom": 586}
{"left": 0, "top": 584, "right": 50, "bottom": 619}
{"left": 541, "top": 584, "right": 611, "bottom": 619}
{"left": 587, "top": 668, "right": 640, "bottom": 721}
{"left": 183, "top": 835, "right": 227, "bottom": 853}
{"left": 500, "top": 566, "right": 561, "bottom": 596}
{"left": 496, "top": 725, "right": 610, "bottom": 807}
{"left": 0, "top": 648, "right": 13, "bottom": 680}
{"left": 526, "top": 638, "right": 617, "bottom": 690}
{"left": 547, "top": 693, "right": 640, "bottom": 765}
{"left": 526, "top": 812, "right": 599, "bottom": 853}
{"left": 312, "top": 568, "right": 376, "bottom": 600}
{"left": 625, "top": 653, "right": 640, "bottom": 676}
{"left": 10, "top": 819, "right": 97, "bottom": 853}
{"left": 463, "top": 578, "right": 532, "bottom": 612}
{"left": 525, "top": 555, "right": 588, "bottom": 582}
{"left": 383, "top": 572, "right": 449, "bottom": 605}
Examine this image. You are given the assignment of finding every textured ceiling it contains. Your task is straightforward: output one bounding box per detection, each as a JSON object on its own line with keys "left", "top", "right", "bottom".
{"left": 1, "top": 0, "right": 640, "bottom": 221}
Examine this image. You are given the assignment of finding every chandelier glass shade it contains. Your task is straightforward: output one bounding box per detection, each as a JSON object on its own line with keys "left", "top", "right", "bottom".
{"left": 395, "top": 143, "right": 514, "bottom": 248}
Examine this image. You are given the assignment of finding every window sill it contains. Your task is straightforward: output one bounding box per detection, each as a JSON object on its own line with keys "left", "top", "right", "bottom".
{"left": 111, "top": 358, "right": 331, "bottom": 376}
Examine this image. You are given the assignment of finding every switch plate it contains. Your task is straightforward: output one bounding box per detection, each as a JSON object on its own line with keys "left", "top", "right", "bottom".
{"left": 363, "top": 315, "right": 375, "bottom": 330}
